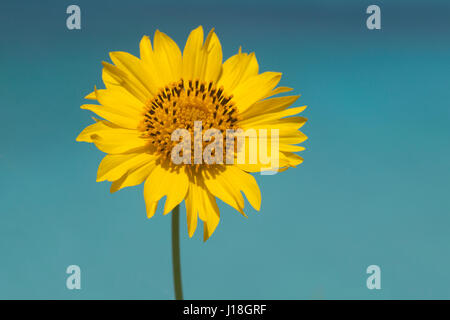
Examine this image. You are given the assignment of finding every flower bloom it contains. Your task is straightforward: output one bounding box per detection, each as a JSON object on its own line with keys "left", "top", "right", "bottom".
{"left": 77, "top": 26, "right": 307, "bottom": 240}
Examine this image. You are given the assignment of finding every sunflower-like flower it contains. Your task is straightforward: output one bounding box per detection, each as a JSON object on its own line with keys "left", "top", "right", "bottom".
{"left": 76, "top": 26, "right": 307, "bottom": 241}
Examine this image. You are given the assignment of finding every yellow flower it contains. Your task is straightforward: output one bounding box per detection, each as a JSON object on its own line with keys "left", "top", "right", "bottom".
{"left": 76, "top": 26, "right": 307, "bottom": 241}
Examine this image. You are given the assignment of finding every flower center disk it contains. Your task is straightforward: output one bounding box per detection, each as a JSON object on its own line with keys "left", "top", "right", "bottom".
{"left": 140, "top": 79, "right": 240, "bottom": 164}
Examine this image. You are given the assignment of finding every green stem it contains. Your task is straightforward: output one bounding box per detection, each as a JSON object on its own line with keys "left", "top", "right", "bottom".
{"left": 171, "top": 204, "right": 184, "bottom": 300}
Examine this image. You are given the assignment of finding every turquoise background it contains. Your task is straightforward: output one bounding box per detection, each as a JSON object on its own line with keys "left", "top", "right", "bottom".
{"left": 1, "top": 0, "right": 450, "bottom": 299}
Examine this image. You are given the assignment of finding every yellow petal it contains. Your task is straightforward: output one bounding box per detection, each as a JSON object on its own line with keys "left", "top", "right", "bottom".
{"left": 182, "top": 26, "right": 223, "bottom": 83}
{"left": 195, "top": 181, "right": 220, "bottom": 241}
{"left": 85, "top": 91, "right": 97, "bottom": 100}
{"left": 217, "top": 50, "right": 259, "bottom": 92}
{"left": 278, "top": 131, "right": 308, "bottom": 144}
{"left": 139, "top": 35, "right": 153, "bottom": 63}
{"left": 281, "top": 152, "right": 304, "bottom": 167}
{"left": 223, "top": 166, "right": 261, "bottom": 211}
{"left": 262, "top": 86, "right": 293, "bottom": 99}
{"left": 184, "top": 173, "right": 223, "bottom": 239}
{"left": 97, "top": 153, "right": 154, "bottom": 182}
{"left": 185, "top": 182, "right": 199, "bottom": 237}
{"left": 153, "top": 30, "right": 182, "bottom": 85}
{"left": 77, "top": 118, "right": 149, "bottom": 154}
{"left": 279, "top": 144, "right": 306, "bottom": 152}
{"left": 202, "top": 191, "right": 220, "bottom": 241}
{"left": 239, "top": 95, "right": 300, "bottom": 120}
{"left": 94, "top": 87, "right": 145, "bottom": 113}
{"left": 236, "top": 147, "right": 304, "bottom": 173}
{"left": 201, "top": 29, "right": 223, "bottom": 83}
{"left": 182, "top": 26, "right": 204, "bottom": 81}
{"left": 101, "top": 62, "right": 149, "bottom": 103}
{"left": 110, "top": 159, "right": 156, "bottom": 193}
{"left": 231, "top": 72, "right": 282, "bottom": 113}
{"left": 76, "top": 120, "right": 119, "bottom": 142}
{"left": 190, "top": 177, "right": 208, "bottom": 222}
{"left": 144, "top": 197, "right": 159, "bottom": 219}
{"left": 101, "top": 64, "right": 121, "bottom": 88}
{"left": 80, "top": 104, "right": 140, "bottom": 130}
{"left": 143, "top": 165, "right": 189, "bottom": 215}
{"left": 91, "top": 131, "right": 148, "bottom": 154}
{"left": 202, "top": 166, "right": 248, "bottom": 215}
{"left": 139, "top": 35, "right": 167, "bottom": 91}
{"left": 239, "top": 106, "right": 306, "bottom": 128}
{"left": 109, "top": 51, "right": 159, "bottom": 97}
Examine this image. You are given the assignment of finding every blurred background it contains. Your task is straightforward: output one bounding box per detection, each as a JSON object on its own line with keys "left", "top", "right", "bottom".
{"left": 1, "top": 0, "right": 449, "bottom": 299}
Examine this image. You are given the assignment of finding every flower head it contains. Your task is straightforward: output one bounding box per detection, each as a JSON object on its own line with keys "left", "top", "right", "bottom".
{"left": 77, "top": 26, "right": 307, "bottom": 241}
